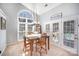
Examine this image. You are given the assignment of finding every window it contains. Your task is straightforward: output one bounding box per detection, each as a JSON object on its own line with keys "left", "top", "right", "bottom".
{"left": 64, "top": 20, "right": 74, "bottom": 48}
{"left": 18, "top": 10, "right": 32, "bottom": 18}
{"left": 28, "top": 25, "right": 33, "bottom": 32}
{"left": 53, "top": 23, "right": 59, "bottom": 32}
{"left": 19, "top": 18, "right": 26, "bottom": 22}
{"left": 64, "top": 21, "right": 74, "bottom": 33}
{"left": 46, "top": 24, "right": 50, "bottom": 32}
{"left": 19, "top": 24, "right": 25, "bottom": 31}
{"left": 19, "top": 32, "right": 25, "bottom": 39}
{"left": 17, "top": 10, "right": 33, "bottom": 40}
{"left": 27, "top": 19, "right": 33, "bottom": 23}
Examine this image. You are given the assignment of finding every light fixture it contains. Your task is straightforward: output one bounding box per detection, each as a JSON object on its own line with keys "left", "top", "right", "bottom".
{"left": 44, "top": 4, "right": 48, "bottom": 7}
{"left": 33, "top": 4, "right": 39, "bottom": 25}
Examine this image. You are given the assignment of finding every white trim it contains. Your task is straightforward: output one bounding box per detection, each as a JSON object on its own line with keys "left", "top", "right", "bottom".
{"left": 0, "top": 9, "right": 6, "bottom": 56}
{"left": 0, "top": 9, "right": 6, "bottom": 19}
{"left": 60, "top": 45, "right": 77, "bottom": 54}
{"left": 0, "top": 30, "right": 6, "bottom": 56}
{"left": 44, "top": 15, "right": 79, "bottom": 54}
{"left": 17, "top": 9, "right": 34, "bottom": 19}
{"left": 17, "top": 9, "right": 34, "bottom": 41}
{"left": 0, "top": 46, "right": 6, "bottom": 56}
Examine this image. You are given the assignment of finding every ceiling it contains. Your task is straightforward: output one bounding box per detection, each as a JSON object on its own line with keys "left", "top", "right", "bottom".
{"left": 22, "top": 3, "right": 61, "bottom": 15}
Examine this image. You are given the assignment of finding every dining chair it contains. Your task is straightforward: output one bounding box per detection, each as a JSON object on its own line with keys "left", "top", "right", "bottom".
{"left": 23, "top": 36, "right": 33, "bottom": 56}
{"left": 36, "top": 34, "right": 47, "bottom": 56}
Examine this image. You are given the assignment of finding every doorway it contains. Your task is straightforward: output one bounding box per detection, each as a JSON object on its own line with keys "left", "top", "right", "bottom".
{"left": 62, "top": 16, "right": 78, "bottom": 54}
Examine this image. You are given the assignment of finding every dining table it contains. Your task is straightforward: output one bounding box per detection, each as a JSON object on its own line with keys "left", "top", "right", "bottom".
{"left": 26, "top": 33, "right": 50, "bottom": 50}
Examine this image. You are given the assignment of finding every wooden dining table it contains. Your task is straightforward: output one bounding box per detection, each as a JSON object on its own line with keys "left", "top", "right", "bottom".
{"left": 26, "top": 34, "right": 50, "bottom": 50}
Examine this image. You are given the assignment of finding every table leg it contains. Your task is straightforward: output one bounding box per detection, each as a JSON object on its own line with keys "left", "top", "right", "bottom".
{"left": 48, "top": 36, "right": 50, "bottom": 50}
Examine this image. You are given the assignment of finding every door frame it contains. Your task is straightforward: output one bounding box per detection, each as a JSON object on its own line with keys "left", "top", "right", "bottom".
{"left": 61, "top": 16, "right": 78, "bottom": 54}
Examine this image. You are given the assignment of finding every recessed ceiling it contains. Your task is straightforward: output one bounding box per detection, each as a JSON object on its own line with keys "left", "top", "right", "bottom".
{"left": 22, "top": 3, "right": 62, "bottom": 15}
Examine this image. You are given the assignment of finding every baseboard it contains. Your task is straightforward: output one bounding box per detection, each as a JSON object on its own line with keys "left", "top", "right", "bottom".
{"left": 7, "top": 41, "right": 18, "bottom": 46}
{"left": 59, "top": 45, "right": 77, "bottom": 54}
{"left": 18, "top": 39, "right": 23, "bottom": 42}
{"left": 0, "top": 40, "right": 23, "bottom": 56}
{"left": 7, "top": 40, "right": 23, "bottom": 47}
{"left": 51, "top": 42, "right": 77, "bottom": 55}
{"left": 0, "top": 46, "right": 6, "bottom": 56}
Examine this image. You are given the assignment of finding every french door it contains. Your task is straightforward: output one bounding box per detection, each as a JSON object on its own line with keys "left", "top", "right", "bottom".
{"left": 63, "top": 20, "right": 75, "bottom": 48}
{"left": 52, "top": 22, "right": 59, "bottom": 43}
{"left": 63, "top": 17, "right": 78, "bottom": 54}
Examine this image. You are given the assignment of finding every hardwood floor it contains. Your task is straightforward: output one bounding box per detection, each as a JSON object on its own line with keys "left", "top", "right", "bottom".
{"left": 2, "top": 41, "right": 77, "bottom": 56}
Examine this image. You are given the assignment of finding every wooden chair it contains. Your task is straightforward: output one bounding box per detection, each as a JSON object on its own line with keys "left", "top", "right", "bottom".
{"left": 36, "top": 35, "right": 47, "bottom": 56}
{"left": 23, "top": 36, "right": 33, "bottom": 56}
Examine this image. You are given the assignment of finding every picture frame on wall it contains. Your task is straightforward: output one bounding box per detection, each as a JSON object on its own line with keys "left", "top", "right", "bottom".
{"left": 0, "top": 17, "right": 6, "bottom": 30}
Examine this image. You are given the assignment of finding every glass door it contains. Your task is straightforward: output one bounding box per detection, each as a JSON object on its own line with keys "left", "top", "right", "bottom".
{"left": 52, "top": 23, "right": 59, "bottom": 43}
{"left": 63, "top": 20, "right": 75, "bottom": 48}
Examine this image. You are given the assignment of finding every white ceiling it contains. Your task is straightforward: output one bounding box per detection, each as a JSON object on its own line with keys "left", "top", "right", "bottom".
{"left": 22, "top": 3, "right": 61, "bottom": 15}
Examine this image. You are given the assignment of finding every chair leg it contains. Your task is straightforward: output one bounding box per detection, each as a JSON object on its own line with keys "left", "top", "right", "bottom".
{"left": 40, "top": 48, "right": 41, "bottom": 56}
{"left": 45, "top": 44, "right": 47, "bottom": 54}
{"left": 30, "top": 43, "right": 33, "bottom": 56}
{"left": 23, "top": 47, "right": 26, "bottom": 53}
{"left": 45, "top": 49, "right": 47, "bottom": 54}
{"left": 36, "top": 43, "right": 37, "bottom": 52}
{"left": 40, "top": 47, "right": 42, "bottom": 56}
{"left": 30, "top": 51, "right": 32, "bottom": 56}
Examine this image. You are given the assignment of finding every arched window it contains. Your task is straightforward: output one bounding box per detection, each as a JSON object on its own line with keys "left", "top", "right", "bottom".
{"left": 18, "top": 10, "right": 33, "bottom": 18}
{"left": 17, "top": 10, "right": 33, "bottom": 23}
{"left": 17, "top": 10, "right": 34, "bottom": 40}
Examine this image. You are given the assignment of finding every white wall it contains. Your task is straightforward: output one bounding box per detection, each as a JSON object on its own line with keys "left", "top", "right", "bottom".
{"left": 0, "top": 4, "right": 29, "bottom": 45}
{"left": 40, "top": 3, "right": 79, "bottom": 31}
{"left": 0, "top": 4, "right": 38, "bottom": 45}
{"left": 0, "top": 30, "right": 6, "bottom": 55}
{"left": 0, "top": 9, "right": 6, "bottom": 55}
{"left": 40, "top": 3, "right": 79, "bottom": 54}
